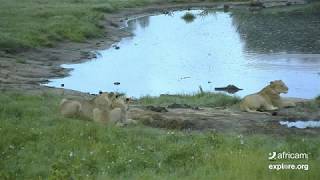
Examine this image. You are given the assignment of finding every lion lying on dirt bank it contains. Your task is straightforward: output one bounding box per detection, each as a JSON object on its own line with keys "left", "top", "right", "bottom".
{"left": 240, "top": 80, "right": 295, "bottom": 113}
{"left": 60, "top": 92, "right": 136, "bottom": 125}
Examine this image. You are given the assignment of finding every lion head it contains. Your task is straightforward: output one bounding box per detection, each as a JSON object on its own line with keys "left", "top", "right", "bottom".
{"left": 93, "top": 92, "right": 113, "bottom": 109}
{"left": 111, "top": 95, "right": 130, "bottom": 111}
{"left": 269, "top": 80, "right": 288, "bottom": 94}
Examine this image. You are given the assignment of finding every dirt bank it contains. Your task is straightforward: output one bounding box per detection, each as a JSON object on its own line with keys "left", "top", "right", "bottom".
{"left": 0, "top": 0, "right": 306, "bottom": 93}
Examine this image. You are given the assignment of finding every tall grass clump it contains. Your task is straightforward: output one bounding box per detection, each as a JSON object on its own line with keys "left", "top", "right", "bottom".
{"left": 0, "top": 92, "right": 319, "bottom": 179}
{"left": 138, "top": 92, "right": 240, "bottom": 107}
{"left": 181, "top": 12, "right": 196, "bottom": 23}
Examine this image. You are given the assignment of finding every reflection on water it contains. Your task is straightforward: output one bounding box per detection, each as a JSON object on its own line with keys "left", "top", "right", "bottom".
{"left": 47, "top": 8, "right": 320, "bottom": 98}
{"left": 232, "top": 8, "right": 320, "bottom": 53}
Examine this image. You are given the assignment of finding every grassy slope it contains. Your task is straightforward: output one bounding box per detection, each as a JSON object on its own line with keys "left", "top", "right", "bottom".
{"left": 0, "top": 92, "right": 319, "bottom": 179}
{"left": 0, "top": 0, "right": 246, "bottom": 51}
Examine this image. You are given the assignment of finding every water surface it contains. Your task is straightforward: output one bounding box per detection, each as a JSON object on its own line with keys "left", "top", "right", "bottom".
{"left": 47, "top": 9, "right": 320, "bottom": 98}
{"left": 280, "top": 120, "right": 320, "bottom": 129}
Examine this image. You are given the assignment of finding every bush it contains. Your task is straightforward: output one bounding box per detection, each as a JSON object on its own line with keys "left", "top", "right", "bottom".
{"left": 181, "top": 12, "right": 196, "bottom": 23}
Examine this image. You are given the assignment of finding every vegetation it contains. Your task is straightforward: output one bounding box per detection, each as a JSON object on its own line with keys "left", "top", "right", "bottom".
{"left": 138, "top": 92, "right": 240, "bottom": 107}
{"left": 1, "top": 0, "right": 319, "bottom": 178}
{"left": 0, "top": 0, "right": 141, "bottom": 50}
{"left": 0, "top": 92, "right": 319, "bottom": 179}
{"left": 257, "top": 1, "right": 320, "bottom": 14}
{"left": 295, "top": 1, "right": 320, "bottom": 12}
{"left": 0, "top": 0, "right": 316, "bottom": 51}
{"left": 316, "top": 96, "right": 320, "bottom": 105}
{"left": 181, "top": 12, "right": 196, "bottom": 23}
{"left": 231, "top": 2, "right": 320, "bottom": 54}
{"left": 0, "top": 0, "right": 246, "bottom": 51}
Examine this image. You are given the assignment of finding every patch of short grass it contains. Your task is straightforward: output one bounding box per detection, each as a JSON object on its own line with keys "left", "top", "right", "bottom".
{"left": 138, "top": 92, "right": 240, "bottom": 107}
{"left": 1, "top": 92, "right": 319, "bottom": 179}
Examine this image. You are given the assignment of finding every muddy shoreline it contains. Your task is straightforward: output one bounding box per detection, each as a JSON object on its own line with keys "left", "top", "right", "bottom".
{"left": 128, "top": 103, "right": 320, "bottom": 136}
{"left": 0, "top": 0, "right": 306, "bottom": 95}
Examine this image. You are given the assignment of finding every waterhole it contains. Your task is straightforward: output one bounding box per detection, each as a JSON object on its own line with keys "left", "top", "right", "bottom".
{"left": 47, "top": 8, "right": 320, "bottom": 98}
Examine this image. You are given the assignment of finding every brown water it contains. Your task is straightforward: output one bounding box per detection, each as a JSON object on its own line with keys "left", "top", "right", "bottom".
{"left": 47, "top": 8, "right": 320, "bottom": 98}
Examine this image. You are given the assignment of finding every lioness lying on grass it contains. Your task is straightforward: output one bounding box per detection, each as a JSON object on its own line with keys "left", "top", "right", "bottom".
{"left": 240, "top": 80, "right": 295, "bottom": 114}
{"left": 60, "top": 92, "right": 135, "bottom": 125}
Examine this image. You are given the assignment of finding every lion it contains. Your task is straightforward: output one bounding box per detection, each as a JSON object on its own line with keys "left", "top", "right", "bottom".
{"left": 59, "top": 92, "right": 115, "bottom": 123}
{"left": 239, "top": 80, "right": 295, "bottom": 114}
{"left": 60, "top": 92, "right": 136, "bottom": 125}
{"left": 109, "top": 95, "right": 137, "bottom": 125}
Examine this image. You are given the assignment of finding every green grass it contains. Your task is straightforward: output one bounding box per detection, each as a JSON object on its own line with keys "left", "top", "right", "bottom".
{"left": 0, "top": 92, "right": 319, "bottom": 179}
{"left": 1, "top": 0, "right": 315, "bottom": 51}
{"left": 0, "top": 0, "right": 249, "bottom": 51}
{"left": 316, "top": 96, "right": 320, "bottom": 105}
{"left": 251, "top": 1, "right": 320, "bottom": 15}
{"left": 0, "top": 0, "right": 149, "bottom": 50}
{"left": 138, "top": 92, "right": 240, "bottom": 107}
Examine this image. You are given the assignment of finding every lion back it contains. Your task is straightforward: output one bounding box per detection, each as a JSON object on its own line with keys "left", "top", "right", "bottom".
{"left": 240, "top": 84, "right": 278, "bottom": 111}
{"left": 239, "top": 93, "right": 263, "bottom": 111}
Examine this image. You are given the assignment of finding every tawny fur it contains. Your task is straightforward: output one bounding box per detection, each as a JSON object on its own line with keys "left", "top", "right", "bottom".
{"left": 240, "top": 80, "right": 295, "bottom": 113}
{"left": 60, "top": 92, "right": 136, "bottom": 125}
{"left": 60, "top": 93, "right": 113, "bottom": 123}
